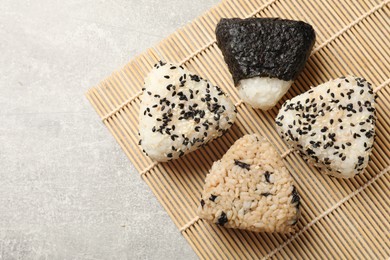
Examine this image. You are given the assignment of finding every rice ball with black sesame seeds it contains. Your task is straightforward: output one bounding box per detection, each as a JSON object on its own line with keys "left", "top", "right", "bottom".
{"left": 276, "top": 76, "right": 376, "bottom": 178}
{"left": 138, "top": 61, "right": 237, "bottom": 162}
{"left": 197, "top": 134, "right": 301, "bottom": 233}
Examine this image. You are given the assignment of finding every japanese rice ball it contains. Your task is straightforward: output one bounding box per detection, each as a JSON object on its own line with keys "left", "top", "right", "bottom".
{"left": 275, "top": 76, "right": 376, "bottom": 178}
{"left": 198, "top": 134, "right": 301, "bottom": 233}
{"left": 216, "top": 18, "right": 316, "bottom": 110}
{"left": 138, "top": 61, "right": 237, "bottom": 162}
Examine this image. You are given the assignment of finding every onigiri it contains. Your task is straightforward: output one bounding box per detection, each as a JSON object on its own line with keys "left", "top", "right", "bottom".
{"left": 139, "top": 61, "right": 237, "bottom": 162}
{"left": 198, "top": 134, "right": 301, "bottom": 233}
{"left": 216, "top": 18, "right": 316, "bottom": 110}
{"left": 275, "top": 76, "right": 376, "bottom": 178}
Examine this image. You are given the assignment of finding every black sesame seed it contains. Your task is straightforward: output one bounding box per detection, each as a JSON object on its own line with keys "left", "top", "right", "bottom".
{"left": 358, "top": 156, "right": 364, "bottom": 165}
{"left": 234, "top": 160, "right": 250, "bottom": 170}
{"left": 291, "top": 186, "right": 300, "bottom": 205}
{"left": 365, "top": 131, "right": 373, "bottom": 138}
{"left": 306, "top": 148, "right": 315, "bottom": 155}
{"left": 217, "top": 212, "right": 228, "bottom": 226}
{"left": 264, "top": 171, "right": 271, "bottom": 183}
{"left": 209, "top": 194, "right": 217, "bottom": 202}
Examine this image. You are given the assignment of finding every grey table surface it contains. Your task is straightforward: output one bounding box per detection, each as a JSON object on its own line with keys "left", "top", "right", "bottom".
{"left": 0, "top": 0, "right": 220, "bottom": 259}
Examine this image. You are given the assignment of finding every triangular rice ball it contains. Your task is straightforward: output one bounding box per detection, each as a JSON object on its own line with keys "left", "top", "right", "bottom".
{"left": 276, "top": 76, "right": 376, "bottom": 178}
{"left": 139, "top": 61, "right": 236, "bottom": 162}
{"left": 198, "top": 134, "right": 300, "bottom": 233}
{"left": 216, "top": 18, "right": 316, "bottom": 110}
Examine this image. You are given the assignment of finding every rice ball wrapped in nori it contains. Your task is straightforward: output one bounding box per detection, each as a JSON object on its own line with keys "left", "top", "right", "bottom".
{"left": 275, "top": 76, "right": 376, "bottom": 178}
{"left": 198, "top": 134, "right": 301, "bottom": 233}
{"left": 216, "top": 18, "right": 316, "bottom": 110}
{"left": 138, "top": 61, "right": 236, "bottom": 162}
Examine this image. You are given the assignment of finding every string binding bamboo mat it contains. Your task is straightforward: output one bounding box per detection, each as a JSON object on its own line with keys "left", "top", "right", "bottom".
{"left": 86, "top": 0, "right": 390, "bottom": 258}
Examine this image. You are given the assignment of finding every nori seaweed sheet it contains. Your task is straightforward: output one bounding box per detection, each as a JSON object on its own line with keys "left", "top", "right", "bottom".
{"left": 216, "top": 18, "right": 316, "bottom": 85}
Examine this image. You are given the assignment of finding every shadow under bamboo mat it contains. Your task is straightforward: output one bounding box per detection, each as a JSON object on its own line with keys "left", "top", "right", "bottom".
{"left": 86, "top": 0, "right": 390, "bottom": 259}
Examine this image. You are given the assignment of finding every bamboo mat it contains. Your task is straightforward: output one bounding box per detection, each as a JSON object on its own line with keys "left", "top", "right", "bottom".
{"left": 86, "top": 0, "right": 390, "bottom": 258}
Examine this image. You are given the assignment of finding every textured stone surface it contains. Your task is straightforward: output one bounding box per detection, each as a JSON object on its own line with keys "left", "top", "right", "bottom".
{"left": 0, "top": 0, "right": 218, "bottom": 258}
